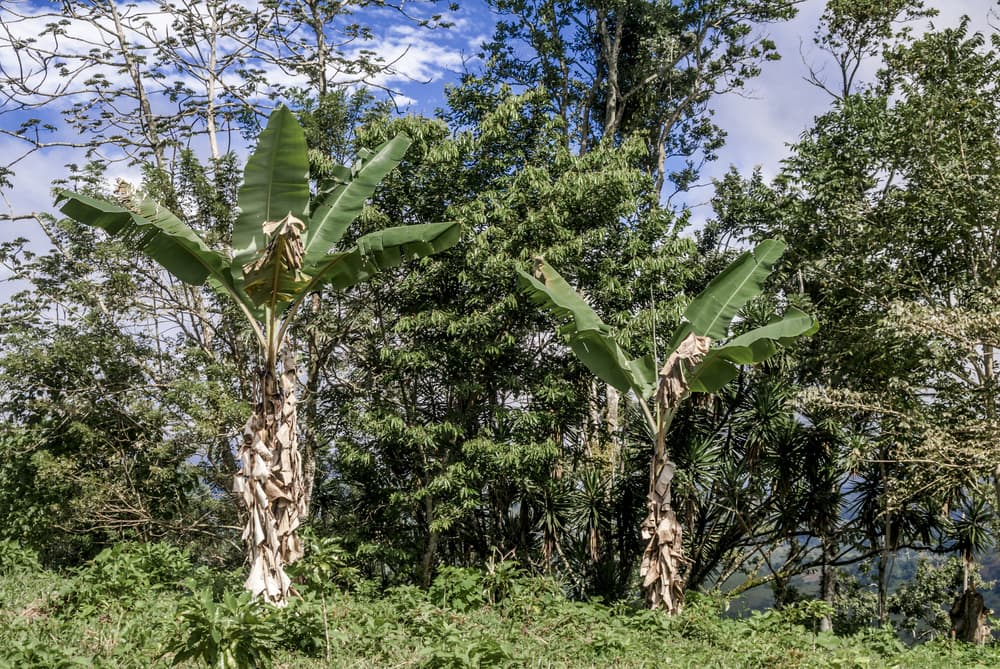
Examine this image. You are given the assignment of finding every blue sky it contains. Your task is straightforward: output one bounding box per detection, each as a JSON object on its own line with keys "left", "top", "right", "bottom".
{"left": 0, "top": 0, "right": 996, "bottom": 252}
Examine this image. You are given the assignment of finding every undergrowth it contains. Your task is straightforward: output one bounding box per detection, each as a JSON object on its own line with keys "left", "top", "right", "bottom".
{"left": 1, "top": 539, "right": 999, "bottom": 668}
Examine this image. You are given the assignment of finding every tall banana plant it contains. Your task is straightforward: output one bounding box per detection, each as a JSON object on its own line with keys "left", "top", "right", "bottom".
{"left": 56, "top": 106, "right": 460, "bottom": 605}
{"left": 516, "top": 239, "right": 817, "bottom": 614}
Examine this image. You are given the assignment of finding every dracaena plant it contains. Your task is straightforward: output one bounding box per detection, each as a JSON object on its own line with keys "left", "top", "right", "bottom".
{"left": 516, "top": 239, "right": 817, "bottom": 614}
{"left": 57, "top": 106, "right": 460, "bottom": 605}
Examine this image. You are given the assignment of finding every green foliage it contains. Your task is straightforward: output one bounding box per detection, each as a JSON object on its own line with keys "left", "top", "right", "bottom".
{"left": 0, "top": 540, "right": 40, "bottom": 575}
{"left": 167, "top": 589, "right": 277, "bottom": 669}
{"left": 232, "top": 106, "right": 311, "bottom": 266}
{"left": 287, "top": 531, "right": 360, "bottom": 594}
{"left": 52, "top": 542, "right": 194, "bottom": 615}
{"left": 417, "top": 632, "right": 514, "bottom": 668}
{"left": 889, "top": 557, "right": 994, "bottom": 643}
{"left": 519, "top": 239, "right": 816, "bottom": 406}
{"left": 832, "top": 570, "right": 880, "bottom": 636}
{"left": 0, "top": 304, "right": 203, "bottom": 565}
{"left": 314, "top": 97, "right": 698, "bottom": 595}
{"left": 5, "top": 550, "right": 1000, "bottom": 668}
{"left": 516, "top": 256, "right": 656, "bottom": 397}
{"left": 57, "top": 105, "right": 461, "bottom": 342}
{"left": 781, "top": 599, "right": 837, "bottom": 634}
{"left": 470, "top": 0, "right": 798, "bottom": 190}
{"left": 0, "top": 641, "right": 90, "bottom": 669}
{"left": 429, "top": 567, "right": 488, "bottom": 612}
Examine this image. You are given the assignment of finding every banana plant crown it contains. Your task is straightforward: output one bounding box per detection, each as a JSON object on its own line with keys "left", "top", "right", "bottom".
{"left": 516, "top": 239, "right": 818, "bottom": 403}
{"left": 56, "top": 106, "right": 460, "bottom": 325}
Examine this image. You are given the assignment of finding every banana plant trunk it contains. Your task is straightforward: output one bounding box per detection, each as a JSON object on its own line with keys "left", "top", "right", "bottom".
{"left": 639, "top": 332, "right": 709, "bottom": 614}
{"left": 234, "top": 347, "right": 306, "bottom": 605}
{"left": 640, "top": 446, "right": 685, "bottom": 613}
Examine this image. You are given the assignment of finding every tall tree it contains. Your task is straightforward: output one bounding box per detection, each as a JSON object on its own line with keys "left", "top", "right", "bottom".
{"left": 467, "top": 0, "right": 799, "bottom": 194}
{"left": 735, "top": 18, "right": 1000, "bottom": 632}
{"left": 309, "top": 91, "right": 699, "bottom": 590}
{"left": 804, "top": 0, "right": 936, "bottom": 100}
{"left": 0, "top": 0, "right": 451, "bottom": 185}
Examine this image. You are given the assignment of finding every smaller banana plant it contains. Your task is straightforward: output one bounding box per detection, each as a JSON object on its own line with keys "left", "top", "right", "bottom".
{"left": 57, "top": 106, "right": 460, "bottom": 605}
{"left": 516, "top": 239, "right": 817, "bottom": 613}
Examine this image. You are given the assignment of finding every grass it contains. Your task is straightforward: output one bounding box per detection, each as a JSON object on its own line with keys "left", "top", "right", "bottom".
{"left": 2, "top": 542, "right": 1000, "bottom": 668}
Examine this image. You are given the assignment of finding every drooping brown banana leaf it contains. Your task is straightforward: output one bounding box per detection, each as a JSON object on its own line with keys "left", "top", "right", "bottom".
{"left": 242, "top": 213, "right": 311, "bottom": 309}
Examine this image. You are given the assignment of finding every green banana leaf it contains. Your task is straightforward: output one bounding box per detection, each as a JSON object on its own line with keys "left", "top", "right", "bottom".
{"left": 686, "top": 307, "right": 818, "bottom": 393}
{"left": 232, "top": 106, "right": 310, "bottom": 267}
{"left": 56, "top": 191, "right": 241, "bottom": 300}
{"left": 686, "top": 357, "right": 742, "bottom": 395}
{"left": 302, "top": 134, "right": 412, "bottom": 270}
{"left": 726, "top": 306, "right": 818, "bottom": 347}
{"left": 355, "top": 221, "right": 461, "bottom": 268}
{"left": 680, "top": 239, "right": 786, "bottom": 342}
{"left": 300, "top": 221, "right": 461, "bottom": 296}
{"left": 515, "top": 259, "right": 655, "bottom": 398}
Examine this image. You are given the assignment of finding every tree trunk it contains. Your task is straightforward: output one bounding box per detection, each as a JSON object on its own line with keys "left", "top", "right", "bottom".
{"left": 950, "top": 589, "right": 992, "bottom": 644}
{"left": 421, "top": 494, "right": 440, "bottom": 588}
{"left": 639, "top": 451, "right": 685, "bottom": 614}
{"left": 876, "top": 548, "right": 888, "bottom": 626}
{"left": 819, "top": 535, "right": 836, "bottom": 633}
{"left": 233, "top": 348, "right": 306, "bottom": 605}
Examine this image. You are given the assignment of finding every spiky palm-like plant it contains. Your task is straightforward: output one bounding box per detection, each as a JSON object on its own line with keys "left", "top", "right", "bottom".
{"left": 57, "top": 107, "right": 459, "bottom": 604}
{"left": 517, "top": 240, "right": 817, "bottom": 613}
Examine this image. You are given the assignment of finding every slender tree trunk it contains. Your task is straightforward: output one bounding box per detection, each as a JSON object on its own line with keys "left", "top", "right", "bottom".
{"left": 876, "top": 545, "right": 889, "bottom": 626}
{"left": 108, "top": 1, "right": 167, "bottom": 173}
{"left": 234, "top": 348, "right": 306, "bottom": 605}
{"left": 421, "top": 494, "right": 440, "bottom": 588}
{"left": 819, "top": 534, "right": 836, "bottom": 632}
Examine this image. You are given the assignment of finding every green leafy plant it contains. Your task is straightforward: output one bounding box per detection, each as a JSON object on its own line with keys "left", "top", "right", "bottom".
{"left": 53, "top": 542, "right": 193, "bottom": 615}
{"left": 287, "top": 531, "right": 359, "bottom": 594}
{"left": 267, "top": 595, "right": 328, "bottom": 658}
{"left": 481, "top": 552, "right": 525, "bottom": 606}
{"left": 283, "top": 531, "right": 360, "bottom": 660}
{"left": 0, "top": 640, "right": 90, "bottom": 669}
{"left": 57, "top": 105, "right": 460, "bottom": 604}
{"left": 429, "top": 566, "right": 486, "bottom": 613}
{"left": 781, "top": 599, "right": 836, "bottom": 634}
{"left": 418, "top": 633, "right": 515, "bottom": 669}
{"left": 0, "top": 540, "right": 40, "bottom": 575}
{"left": 517, "top": 239, "right": 817, "bottom": 612}
{"left": 832, "top": 569, "right": 880, "bottom": 636}
{"left": 167, "top": 589, "right": 278, "bottom": 669}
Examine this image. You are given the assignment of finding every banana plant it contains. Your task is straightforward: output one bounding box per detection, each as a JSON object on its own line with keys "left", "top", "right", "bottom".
{"left": 516, "top": 239, "right": 817, "bottom": 613}
{"left": 56, "top": 106, "right": 460, "bottom": 605}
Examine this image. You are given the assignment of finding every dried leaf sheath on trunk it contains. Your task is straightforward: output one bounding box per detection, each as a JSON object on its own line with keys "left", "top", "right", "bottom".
{"left": 234, "top": 350, "right": 306, "bottom": 603}
{"left": 640, "top": 332, "right": 709, "bottom": 612}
